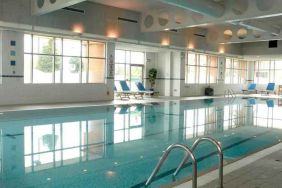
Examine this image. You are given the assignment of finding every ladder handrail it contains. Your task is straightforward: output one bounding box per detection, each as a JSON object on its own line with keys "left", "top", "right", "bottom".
{"left": 145, "top": 144, "right": 197, "bottom": 188}
{"left": 173, "top": 137, "right": 224, "bottom": 188}
{"left": 224, "top": 89, "right": 235, "bottom": 98}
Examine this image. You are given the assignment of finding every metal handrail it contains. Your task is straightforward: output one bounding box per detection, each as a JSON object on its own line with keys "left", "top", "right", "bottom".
{"left": 145, "top": 144, "right": 197, "bottom": 188}
{"left": 173, "top": 137, "right": 224, "bottom": 188}
{"left": 224, "top": 89, "right": 235, "bottom": 98}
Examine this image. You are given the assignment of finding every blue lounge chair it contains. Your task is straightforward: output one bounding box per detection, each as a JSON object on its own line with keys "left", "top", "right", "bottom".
{"left": 242, "top": 83, "right": 257, "bottom": 94}
{"left": 135, "top": 82, "right": 154, "bottom": 95}
{"left": 119, "top": 80, "right": 144, "bottom": 99}
{"left": 266, "top": 100, "right": 274, "bottom": 108}
{"left": 260, "top": 83, "right": 275, "bottom": 95}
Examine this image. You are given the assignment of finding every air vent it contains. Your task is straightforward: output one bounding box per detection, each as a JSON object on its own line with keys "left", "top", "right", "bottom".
{"left": 269, "top": 40, "right": 278, "bottom": 48}
{"left": 118, "top": 17, "right": 138, "bottom": 23}
{"left": 194, "top": 33, "right": 206, "bottom": 38}
{"left": 62, "top": 7, "right": 85, "bottom": 14}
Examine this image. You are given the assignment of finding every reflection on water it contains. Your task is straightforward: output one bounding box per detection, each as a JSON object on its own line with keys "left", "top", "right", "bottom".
{"left": 24, "top": 120, "right": 105, "bottom": 173}
{"left": 1, "top": 99, "right": 282, "bottom": 187}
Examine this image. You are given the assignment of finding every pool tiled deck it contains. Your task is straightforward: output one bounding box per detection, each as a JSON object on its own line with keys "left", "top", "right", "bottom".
{"left": 200, "top": 148, "right": 282, "bottom": 188}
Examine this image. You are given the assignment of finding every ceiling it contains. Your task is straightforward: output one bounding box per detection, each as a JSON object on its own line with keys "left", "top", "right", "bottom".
{"left": 87, "top": 0, "right": 168, "bottom": 12}
{"left": 84, "top": 0, "right": 282, "bottom": 43}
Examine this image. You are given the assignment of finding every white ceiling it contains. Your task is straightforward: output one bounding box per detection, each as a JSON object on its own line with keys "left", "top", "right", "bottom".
{"left": 87, "top": 0, "right": 168, "bottom": 12}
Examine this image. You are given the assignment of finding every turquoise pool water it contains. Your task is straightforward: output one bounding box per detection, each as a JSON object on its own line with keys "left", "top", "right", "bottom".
{"left": 0, "top": 97, "right": 282, "bottom": 188}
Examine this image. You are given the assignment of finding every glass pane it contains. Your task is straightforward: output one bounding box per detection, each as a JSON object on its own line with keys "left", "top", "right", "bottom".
{"left": 260, "top": 61, "right": 270, "bottom": 69}
{"left": 226, "top": 58, "right": 232, "bottom": 68}
{"left": 63, "top": 57, "right": 81, "bottom": 83}
{"left": 233, "top": 60, "right": 239, "bottom": 69}
{"left": 199, "top": 54, "right": 207, "bottom": 66}
{"left": 130, "top": 66, "right": 143, "bottom": 83}
{"left": 199, "top": 67, "right": 207, "bottom": 84}
{"left": 55, "top": 38, "right": 62, "bottom": 55}
{"left": 82, "top": 41, "right": 88, "bottom": 57}
{"left": 89, "top": 41, "right": 105, "bottom": 58}
{"left": 33, "top": 35, "right": 54, "bottom": 54}
{"left": 115, "top": 50, "right": 125, "bottom": 63}
{"left": 33, "top": 55, "right": 53, "bottom": 83}
{"left": 209, "top": 56, "right": 217, "bottom": 67}
{"left": 115, "top": 64, "right": 125, "bottom": 80}
{"left": 275, "top": 70, "right": 282, "bottom": 84}
{"left": 225, "top": 69, "right": 231, "bottom": 84}
{"left": 63, "top": 39, "right": 81, "bottom": 56}
{"left": 82, "top": 58, "right": 88, "bottom": 83}
{"left": 233, "top": 69, "right": 239, "bottom": 84}
{"left": 88, "top": 58, "right": 105, "bottom": 83}
{"left": 188, "top": 53, "right": 196, "bottom": 65}
{"left": 55, "top": 57, "right": 62, "bottom": 83}
{"left": 126, "top": 51, "right": 131, "bottom": 64}
{"left": 275, "top": 61, "right": 282, "bottom": 69}
{"left": 24, "top": 34, "right": 32, "bottom": 53}
{"left": 126, "top": 65, "right": 130, "bottom": 80}
{"left": 209, "top": 67, "right": 217, "bottom": 83}
{"left": 131, "top": 52, "right": 144, "bottom": 64}
{"left": 187, "top": 66, "right": 196, "bottom": 84}
{"left": 24, "top": 54, "right": 32, "bottom": 83}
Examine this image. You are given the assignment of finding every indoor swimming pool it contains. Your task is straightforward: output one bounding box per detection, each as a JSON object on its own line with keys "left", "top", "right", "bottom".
{"left": 0, "top": 97, "right": 282, "bottom": 188}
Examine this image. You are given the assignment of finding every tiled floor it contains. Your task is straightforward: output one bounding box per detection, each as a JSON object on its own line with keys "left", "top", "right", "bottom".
{"left": 200, "top": 149, "right": 282, "bottom": 188}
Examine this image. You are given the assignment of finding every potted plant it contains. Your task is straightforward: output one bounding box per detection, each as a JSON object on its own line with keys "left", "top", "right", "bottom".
{"left": 148, "top": 68, "right": 157, "bottom": 90}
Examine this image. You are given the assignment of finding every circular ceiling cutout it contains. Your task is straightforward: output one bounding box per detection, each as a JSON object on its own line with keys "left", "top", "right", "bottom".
{"left": 253, "top": 30, "right": 263, "bottom": 38}
{"left": 231, "top": 0, "right": 248, "bottom": 15}
{"left": 174, "top": 15, "right": 184, "bottom": 24}
{"left": 37, "top": 0, "right": 45, "bottom": 8}
{"left": 224, "top": 30, "right": 233, "bottom": 40}
{"left": 144, "top": 15, "right": 154, "bottom": 29}
{"left": 237, "top": 28, "right": 248, "bottom": 39}
{"left": 50, "top": 0, "right": 56, "bottom": 4}
{"left": 256, "top": 0, "right": 275, "bottom": 11}
{"left": 158, "top": 12, "right": 169, "bottom": 26}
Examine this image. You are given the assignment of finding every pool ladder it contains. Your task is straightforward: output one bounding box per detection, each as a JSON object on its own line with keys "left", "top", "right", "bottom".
{"left": 224, "top": 89, "right": 235, "bottom": 98}
{"left": 145, "top": 137, "right": 223, "bottom": 188}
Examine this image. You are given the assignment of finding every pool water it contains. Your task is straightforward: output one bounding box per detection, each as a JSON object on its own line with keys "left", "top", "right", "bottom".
{"left": 0, "top": 97, "right": 282, "bottom": 188}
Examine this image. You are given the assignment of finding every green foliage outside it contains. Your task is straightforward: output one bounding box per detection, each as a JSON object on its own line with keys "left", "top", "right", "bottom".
{"left": 36, "top": 39, "right": 61, "bottom": 73}
{"left": 148, "top": 68, "right": 157, "bottom": 88}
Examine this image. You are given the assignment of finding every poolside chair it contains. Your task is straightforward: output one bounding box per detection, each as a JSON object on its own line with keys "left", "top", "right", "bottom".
{"left": 114, "top": 83, "right": 131, "bottom": 100}
{"left": 260, "top": 83, "right": 275, "bottom": 95}
{"left": 135, "top": 82, "right": 155, "bottom": 96}
{"left": 119, "top": 80, "right": 144, "bottom": 99}
{"left": 266, "top": 100, "right": 274, "bottom": 108}
{"left": 242, "top": 83, "right": 257, "bottom": 94}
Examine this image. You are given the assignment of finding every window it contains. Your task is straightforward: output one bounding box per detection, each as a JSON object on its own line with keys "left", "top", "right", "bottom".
{"left": 24, "top": 34, "right": 106, "bottom": 84}
{"left": 225, "top": 58, "right": 247, "bottom": 84}
{"left": 185, "top": 52, "right": 218, "bottom": 84}
{"left": 253, "top": 60, "right": 282, "bottom": 84}
{"left": 114, "top": 50, "right": 145, "bottom": 91}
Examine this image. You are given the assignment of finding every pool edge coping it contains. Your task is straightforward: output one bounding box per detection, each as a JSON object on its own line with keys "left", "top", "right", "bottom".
{"left": 173, "top": 142, "right": 282, "bottom": 188}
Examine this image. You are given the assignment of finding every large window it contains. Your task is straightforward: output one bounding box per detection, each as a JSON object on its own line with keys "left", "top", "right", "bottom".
{"left": 225, "top": 58, "right": 247, "bottom": 84}
{"left": 185, "top": 52, "right": 218, "bottom": 84}
{"left": 114, "top": 50, "right": 145, "bottom": 90}
{"left": 24, "top": 34, "right": 106, "bottom": 84}
{"left": 254, "top": 60, "right": 282, "bottom": 84}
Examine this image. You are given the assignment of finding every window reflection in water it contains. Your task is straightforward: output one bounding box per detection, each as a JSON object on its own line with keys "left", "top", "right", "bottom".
{"left": 224, "top": 104, "right": 246, "bottom": 130}
{"left": 114, "top": 105, "right": 143, "bottom": 144}
{"left": 254, "top": 101, "right": 282, "bottom": 129}
{"left": 184, "top": 107, "right": 217, "bottom": 139}
{"left": 24, "top": 120, "right": 105, "bottom": 173}
{"left": 184, "top": 104, "right": 246, "bottom": 139}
